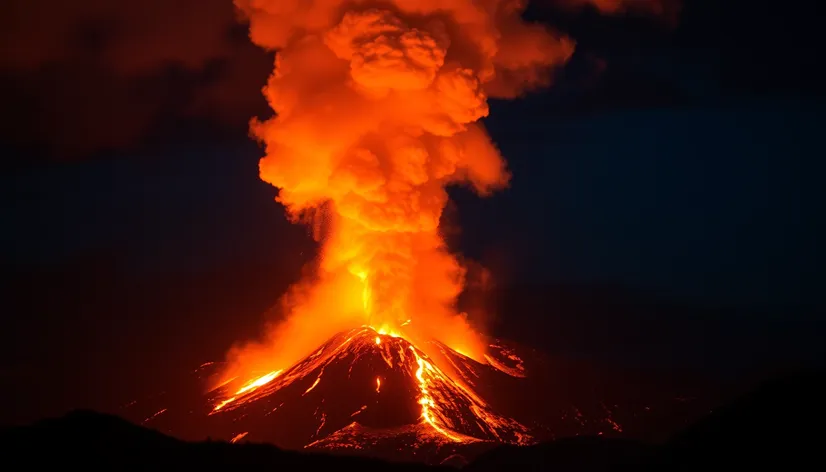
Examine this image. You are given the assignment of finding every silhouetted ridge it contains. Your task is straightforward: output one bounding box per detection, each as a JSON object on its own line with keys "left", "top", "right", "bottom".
{"left": 466, "top": 437, "right": 651, "bottom": 472}
{"left": 651, "top": 370, "right": 826, "bottom": 469}
{"left": 3, "top": 371, "right": 822, "bottom": 470}
{"left": 1, "top": 411, "right": 437, "bottom": 471}
{"left": 6, "top": 409, "right": 178, "bottom": 447}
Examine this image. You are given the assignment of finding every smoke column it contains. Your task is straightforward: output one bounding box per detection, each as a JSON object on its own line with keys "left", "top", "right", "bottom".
{"left": 224, "top": 0, "right": 580, "bottom": 379}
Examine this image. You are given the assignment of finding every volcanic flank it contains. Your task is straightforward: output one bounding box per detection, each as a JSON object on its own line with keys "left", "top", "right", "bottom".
{"left": 206, "top": 327, "right": 532, "bottom": 455}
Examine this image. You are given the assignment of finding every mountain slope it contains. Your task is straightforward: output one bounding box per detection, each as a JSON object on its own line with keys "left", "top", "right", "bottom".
{"left": 204, "top": 327, "right": 532, "bottom": 454}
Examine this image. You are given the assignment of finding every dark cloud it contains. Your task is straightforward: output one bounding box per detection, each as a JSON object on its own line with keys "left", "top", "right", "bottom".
{"left": 543, "top": 0, "right": 682, "bottom": 25}
{"left": 562, "top": 0, "right": 680, "bottom": 16}
{"left": 0, "top": 0, "right": 271, "bottom": 161}
{"left": 0, "top": 1, "right": 233, "bottom": 72}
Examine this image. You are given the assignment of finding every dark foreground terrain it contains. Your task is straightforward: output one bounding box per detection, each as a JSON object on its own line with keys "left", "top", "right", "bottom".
{"left": 2, "top": 371, "right": 823, "bottom": 470}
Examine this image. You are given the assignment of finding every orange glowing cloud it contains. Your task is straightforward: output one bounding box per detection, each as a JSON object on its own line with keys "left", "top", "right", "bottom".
{"left": 221, "top": 0, "right": 576, "bottom": 383}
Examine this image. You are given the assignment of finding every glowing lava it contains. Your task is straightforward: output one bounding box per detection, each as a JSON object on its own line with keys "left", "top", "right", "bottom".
{"left": 411, "top": 347, "right": 466, "bottom": 442}
{"left": 213, "top": 369, "right": 282, "bottom": 412}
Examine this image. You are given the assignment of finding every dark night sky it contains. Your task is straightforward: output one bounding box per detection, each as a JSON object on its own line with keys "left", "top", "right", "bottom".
{"left": 3, "top": 100, "right": 822, "bottom": 305}
{"left": 1, "top": 0, "right": 824, "bottom": 423}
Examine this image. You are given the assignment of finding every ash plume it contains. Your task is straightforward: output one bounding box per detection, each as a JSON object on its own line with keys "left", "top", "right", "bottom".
{"left": 220, "top": 0, "right": 581, "bottom": 383}
{"left": 218, "top": 0, "right": 578, "bottom": 381}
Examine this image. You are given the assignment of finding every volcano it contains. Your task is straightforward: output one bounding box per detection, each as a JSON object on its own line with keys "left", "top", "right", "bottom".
{"left": 199, "top": 327, "right": 532, "bottom": 462}
{"left": 123, "top": 324, "right": 713, "bottom": 465}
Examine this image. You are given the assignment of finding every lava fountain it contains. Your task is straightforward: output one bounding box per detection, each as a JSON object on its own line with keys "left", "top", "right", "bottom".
{"left": 211, "top": 0, "right": 576, "bottom": 447}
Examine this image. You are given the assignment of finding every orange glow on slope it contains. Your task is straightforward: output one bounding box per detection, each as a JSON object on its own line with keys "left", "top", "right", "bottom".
{"left": 304, "top": 377, "right": 322, "bottom": 395}
{"left": 212, "top": 370, "right": 282, "bottom": 412}
{"left": 142, "top": 408, "right": 167, "bottom": 425}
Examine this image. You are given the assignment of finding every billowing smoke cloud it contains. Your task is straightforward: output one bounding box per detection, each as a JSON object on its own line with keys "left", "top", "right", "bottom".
{"left": 220, "top": 0, "right": 580, "bottom": 380}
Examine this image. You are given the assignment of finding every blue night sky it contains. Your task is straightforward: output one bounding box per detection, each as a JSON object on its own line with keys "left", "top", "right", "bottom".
{"left": 3, "top": 98, "right": 822, "bottom": 308}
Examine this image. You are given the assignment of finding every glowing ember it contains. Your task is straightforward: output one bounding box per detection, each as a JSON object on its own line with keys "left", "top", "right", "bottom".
{"left": 304, "top": 377, "right": 322, "bottom": 395}
{"left": 142, "top": 408, "right": 167, "bottom": 425}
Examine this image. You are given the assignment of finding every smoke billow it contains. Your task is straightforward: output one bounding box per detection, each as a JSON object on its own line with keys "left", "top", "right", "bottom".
{"left": 221, "top": 0, "right": 678, "bottom": 380}
{"left": 220, "top": 0, "right": 572, "bottom": 380}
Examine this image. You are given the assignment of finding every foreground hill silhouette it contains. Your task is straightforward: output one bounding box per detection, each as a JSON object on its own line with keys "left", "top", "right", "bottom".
{"left": 2, "top": 370, "right": 822, "bottom": 470}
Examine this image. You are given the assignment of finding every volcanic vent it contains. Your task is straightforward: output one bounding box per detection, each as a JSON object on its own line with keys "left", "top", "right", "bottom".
{"left": 206, "top": 326, "right": 532, "bottom": 457}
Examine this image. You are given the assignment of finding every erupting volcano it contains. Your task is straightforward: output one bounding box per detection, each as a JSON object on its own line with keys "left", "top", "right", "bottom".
{"left": 201, "top": 0, "right": 574, "bottom": 459}
{"left": 202, "top": 326, "right": 534, "bottom": 462}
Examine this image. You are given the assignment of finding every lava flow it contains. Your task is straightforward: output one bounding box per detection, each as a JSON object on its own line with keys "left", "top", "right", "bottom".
{"left": 207, "top": 0, "right": 576, "bottom": 453}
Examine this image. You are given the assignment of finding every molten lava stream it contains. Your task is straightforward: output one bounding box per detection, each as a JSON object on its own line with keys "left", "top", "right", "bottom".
{"left": 211, "top": 369, "right": 282, "bottom": 413}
